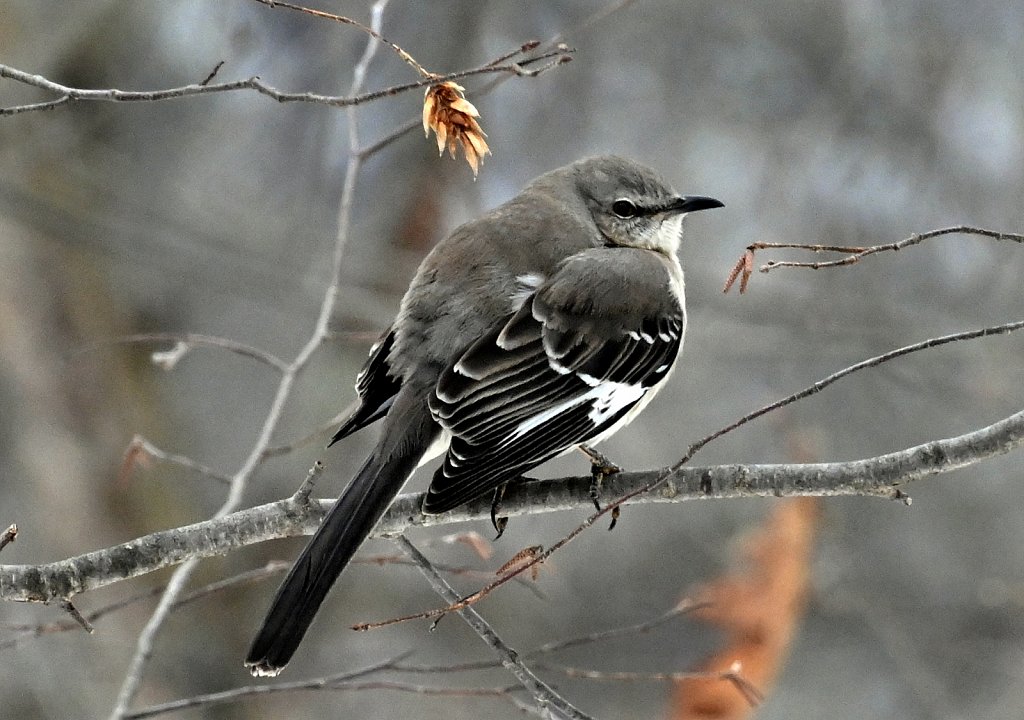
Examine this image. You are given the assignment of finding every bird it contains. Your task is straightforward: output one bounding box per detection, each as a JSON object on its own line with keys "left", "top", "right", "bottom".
{"left": 245, "top": 155, "right": 723, "bottom": 676}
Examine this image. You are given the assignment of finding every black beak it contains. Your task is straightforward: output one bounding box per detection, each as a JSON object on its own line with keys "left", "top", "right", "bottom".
{"left": 668, "top": 195, "right": 724, "bottom": 213}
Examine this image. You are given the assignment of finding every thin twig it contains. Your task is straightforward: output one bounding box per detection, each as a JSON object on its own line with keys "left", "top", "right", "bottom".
{"left": 762, "top": 226, "right": 1024, "bottom": 271}
{"left": 249, "top": 0, "right": 431, "bottom": 78}
{"left": 260, "top": 410, "right": 349, "bottom": 458}
{"left": 121, "top": 652, "right": 504, "bottom": 720}
{"left": 393, "top": 598, "right": 702, "bottom": 674}
{"left": 353, "top": 554, "right": 545, "bottom": 597}
{"left": 0, "top": 562, "right": 288, "bottom": 652}
{"left": 725, "top": 226, "right": 1024, "bottom": 292}
{"left": 355, "top": 0, "right": 637, "bottom": 159}
{"left": 399, "top": 535, "right": 594, "bottom": 720}
{"left": 533, "top": 598, "right": 704, "bottom": 656}
{"left": 291, "top": 460, "right": 324, "bottom": 506}
{"left": 75, "top": 332, "right": 289, "bottom": 372}
{"left": 0, "top": 47, "right": 570, "bottom": 116}
{"left": 0, "top": 525, "right": 16, "bottom": 554}
{"left": 125, "top": 681, "right": 519, "bottom": 720}
{"left": 674, "top": 320, "right": 1024, "bottom": 467}
{"left": 60, "top": 600, "right": 94, "bottom": 634}
{"left": 199, "top": 61, "right": 225, "bottom": 87}
{"left": 538, "top": 663, "right": 764, "bottom": 705}
{"left": 119, "top": 434, "right": 232, "bottom": 487}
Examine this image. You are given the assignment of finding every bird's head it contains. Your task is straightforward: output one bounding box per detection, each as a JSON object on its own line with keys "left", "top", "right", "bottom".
{"left": 569, "top": 155, "right": 723, "bottom": 256}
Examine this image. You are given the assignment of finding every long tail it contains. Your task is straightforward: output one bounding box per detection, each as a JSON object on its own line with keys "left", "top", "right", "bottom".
{"left": 245, "top": 399, "right": 434, "bottom": 676}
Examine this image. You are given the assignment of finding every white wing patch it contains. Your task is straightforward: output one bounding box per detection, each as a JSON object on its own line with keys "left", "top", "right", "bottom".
{"left": 504, "top": 379, "right": 646, "bottom": 445}
{"left": 586, "top": 380, "right": 646, "bottom": 425}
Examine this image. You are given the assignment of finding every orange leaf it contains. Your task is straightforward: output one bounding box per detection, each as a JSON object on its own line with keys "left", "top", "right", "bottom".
{"left": 670, "top": 498, "right": 820, "bottom": 719}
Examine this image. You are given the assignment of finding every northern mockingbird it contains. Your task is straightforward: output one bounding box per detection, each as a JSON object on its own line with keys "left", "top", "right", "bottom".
{"left": 245, "top": 155, "right": 722, "bottom": 676}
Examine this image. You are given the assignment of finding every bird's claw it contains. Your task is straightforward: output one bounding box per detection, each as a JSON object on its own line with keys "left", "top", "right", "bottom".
{"left": 581, "top": 444, "right": 622, "bottom": 530}
{"left": 490, "top": 483, "right": 509, "bottom": 540}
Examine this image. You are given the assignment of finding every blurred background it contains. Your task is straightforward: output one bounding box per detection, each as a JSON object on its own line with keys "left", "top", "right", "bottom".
{"left": 1, "top": 1, "right": 1023, "bottom": 718}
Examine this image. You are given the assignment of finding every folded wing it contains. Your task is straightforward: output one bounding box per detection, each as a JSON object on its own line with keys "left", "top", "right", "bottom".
{"left": 424, "top": 247, "right": 684, "bottom": 513}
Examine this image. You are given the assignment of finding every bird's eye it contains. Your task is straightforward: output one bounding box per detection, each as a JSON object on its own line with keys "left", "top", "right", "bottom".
{"left": 612, "top": 199, "right": 637, "bottom": 218}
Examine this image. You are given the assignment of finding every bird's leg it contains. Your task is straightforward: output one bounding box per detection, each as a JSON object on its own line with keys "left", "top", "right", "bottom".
{"left": 490, "top": 482, "right": 510, "bottom": 540}
{"left": 578, "top": 444, "right": 622, "bottom": 530}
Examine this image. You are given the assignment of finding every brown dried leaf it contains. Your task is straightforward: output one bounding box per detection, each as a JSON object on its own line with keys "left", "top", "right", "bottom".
{"left": 723, "top": 249, "right": 755, "bottom": 294}
{"left": 670, "top": 498, "right": 821, "bottom": 719}
{"left": 723, "top": 256, "right": 744, "bottom": 294}
{"left": 740, "top": 250, "right": 753, "bottom": 293}
{"left": 422, "top": 81, "right": 491, "bottom": 176}
{"left": 449, "top": 96, "right": 480, "bottom": 117}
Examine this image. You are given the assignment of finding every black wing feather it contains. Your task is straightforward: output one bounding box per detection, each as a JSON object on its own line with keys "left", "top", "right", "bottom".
{"left": 329, "top": 328, "right": 402, "bottom": 446}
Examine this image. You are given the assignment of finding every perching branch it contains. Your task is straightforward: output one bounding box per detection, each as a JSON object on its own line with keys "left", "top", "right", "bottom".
{"left": 3, "top": 406, "right": 1021, "bottom": 604}
{"left": 351, "top": 319, "right": 1024, "bottom": 628}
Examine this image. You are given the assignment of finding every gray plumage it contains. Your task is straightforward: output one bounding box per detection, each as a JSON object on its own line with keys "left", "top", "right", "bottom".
{"left": 245, "top": 155, "right": 722, "bottom": 676}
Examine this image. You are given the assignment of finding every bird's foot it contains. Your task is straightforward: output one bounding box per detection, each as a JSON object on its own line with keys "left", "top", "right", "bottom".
{"left": 579, "top": 444, "right": 622, "bottom": 530}
{"left": 490, "top": 483, "right": 509, "bottom": 540}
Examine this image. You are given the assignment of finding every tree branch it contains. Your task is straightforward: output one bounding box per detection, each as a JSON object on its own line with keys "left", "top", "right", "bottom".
{"left": 3, "top": 407, "right": 1021, "bottom": 604}
{"left": 399, "top": 535, "right": 593, "bottom": 720}
{"left": 725, "top": 225, "right": 1024, "bottom": 292}
{"left": 76, "top": 332, "right": 290, "bottom": 373}
{"left": 0, "top": 44, "right": 572, "bottom": 117}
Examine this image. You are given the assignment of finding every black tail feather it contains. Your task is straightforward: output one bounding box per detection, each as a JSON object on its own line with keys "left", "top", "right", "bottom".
{"left": 245, "top": 439, "right": 424, "bottom": 676}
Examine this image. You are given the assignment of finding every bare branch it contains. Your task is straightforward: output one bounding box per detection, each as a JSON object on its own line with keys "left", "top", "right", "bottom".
{"left": 540, "top": 662, "right": 750, "bottom": 686}
{"left": 59, "top": 600, "right": 94, "bottom": 634}
{"left": 530, "top": 598, "right": 704, "bottom": 657}
{"left": 0, "top": 525, "right": 16, "bottom": 554}
{"left": 2, "top": 407, "right": 1021, "bottom": 605}
{"left": 199, "top": 60, "right": 225, "bottom": 87}
{"left": 261, "top": 411, "right": 348, "bottom": 459}
{"left": 76, "top": 332, "right": 289, "bottom": 373}
{"left": 353, "top": 554, "right": 544, "bottom": 596}
{"left": 249, "top": 0, "right": 432, "bottom": 78}
{"left": 119, "top": 652, "right": 517, "bottom": 720}
{"left": 725, "top": 226, "right": 1024, "bottom": 292}
{"left": 119, "top": 435, "right": 232, "bottom": 487}
{"left": 291, "top": 460, "right": 325, "bottom": 506}
{"left": 355, "top": 0, "right": 637, "bottom": 159}
{"left": 761, "top": 226, "right": 1024, "bottom": 272}
{"left": 0, "top": 563, "right": 287, "bottom": 653}
{"left": 676, "top": 319, "right": 1024, "bottom": 467}
{"left": 124, "top": 679, "right": 518, "bottom": 720}
{"left": 0, "top": 46, "right": 571, "bottom": 117}
{"left": 393, "top": 598, "right": 703, "bottom": 674}
{"left": 399, "top": 535, "right": 594, "bottom": 720}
